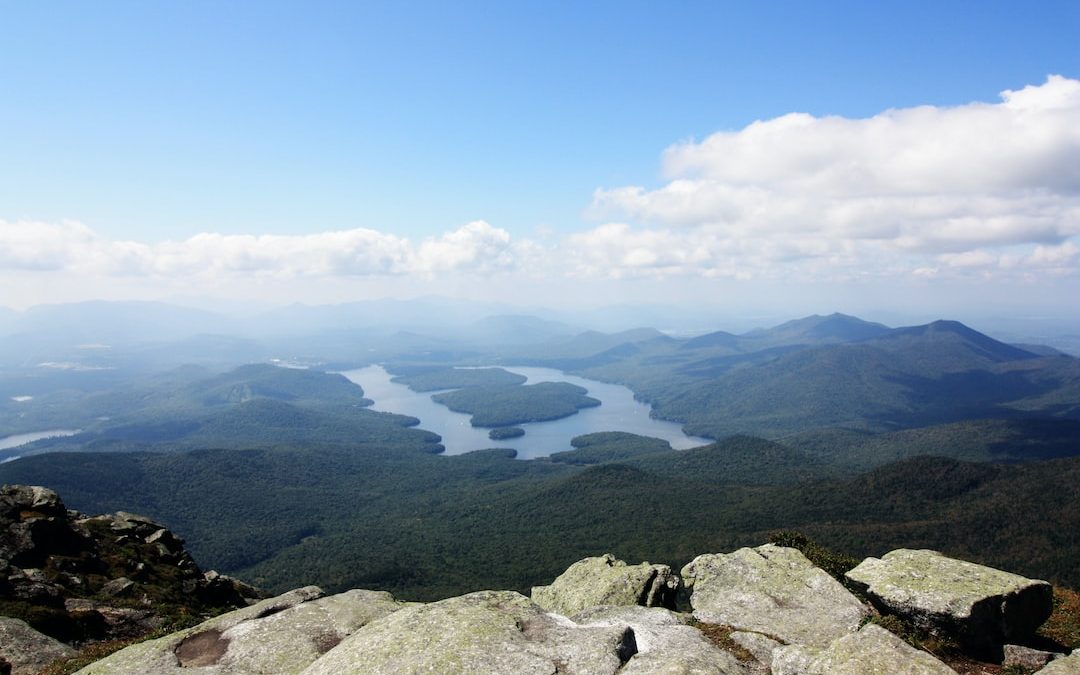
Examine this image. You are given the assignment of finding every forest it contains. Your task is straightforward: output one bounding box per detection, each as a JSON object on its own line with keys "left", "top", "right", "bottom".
{"left": 2, "top": 312, "right": 1079, "bottom": 603}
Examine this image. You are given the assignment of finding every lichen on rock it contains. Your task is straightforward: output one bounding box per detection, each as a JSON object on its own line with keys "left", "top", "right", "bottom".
{"left": 681, "top": 544, "right": 868, "bottom": 648}
{"left": 531, "top": 553, "right": 679, "bottom": 617}
{"left": 845, "top": 548, "right": 1053, "bottom": 649}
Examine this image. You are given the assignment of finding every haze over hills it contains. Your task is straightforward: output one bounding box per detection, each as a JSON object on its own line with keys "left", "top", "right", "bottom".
{"left": 2, "top": 301, "right": 1079, "bottom": 590}
{"left": 2, "top": 298, "right": 1080, "bottom": 675}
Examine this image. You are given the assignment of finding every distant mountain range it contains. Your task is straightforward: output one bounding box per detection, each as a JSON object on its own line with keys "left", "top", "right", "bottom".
{"left": 520, "top": 314, "right": 1080, "bottom": 440}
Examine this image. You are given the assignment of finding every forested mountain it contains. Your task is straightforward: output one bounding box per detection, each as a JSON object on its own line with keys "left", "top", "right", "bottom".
{"left": 2, "top": 308, "right": 1079, "bottom": 611}
{"left": 569, "top": 318, "right": 1080, "bottom": 439}
{"left": 0, "top": 364, "right": 439, "bottom": 458}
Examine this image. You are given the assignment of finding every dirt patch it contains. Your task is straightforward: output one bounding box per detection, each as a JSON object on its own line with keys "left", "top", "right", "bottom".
{"left": 174, "top": 628, "right": 229, "bottom": 667}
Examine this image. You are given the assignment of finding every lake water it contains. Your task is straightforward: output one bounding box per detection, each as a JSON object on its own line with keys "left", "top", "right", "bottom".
{"left": 340, "top": 365, "right": 710, "bottom": 460}
{"left": 0, "top": 429, "right": 80, "bottom": 463}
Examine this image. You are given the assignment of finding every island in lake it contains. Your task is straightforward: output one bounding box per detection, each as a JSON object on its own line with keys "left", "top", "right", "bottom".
{"left": 431, "top": 382, "right": 600, "bottom": 427}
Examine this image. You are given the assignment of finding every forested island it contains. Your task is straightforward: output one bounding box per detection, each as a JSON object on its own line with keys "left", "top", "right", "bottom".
{"left": 431, "top": 381, "right": 600, "bottom": 427}
{"left": 489, "top": 426, "right": 525, "bottom": 440}
{"left": 390, "top": 366, "right": 527, "bottom": 392}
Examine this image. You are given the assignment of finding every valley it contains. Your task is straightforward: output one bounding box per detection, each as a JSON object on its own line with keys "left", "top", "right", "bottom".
{"left": 1, "top": 303, "right": 1078, "bottom": 605}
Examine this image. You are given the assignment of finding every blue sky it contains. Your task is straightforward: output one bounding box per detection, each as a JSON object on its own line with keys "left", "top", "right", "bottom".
{"left": 2, "top": 1, "right": 1079, "bottom": 319}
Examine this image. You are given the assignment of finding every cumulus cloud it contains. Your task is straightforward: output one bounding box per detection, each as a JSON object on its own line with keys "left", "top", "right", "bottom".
{"left": 587, "top": 75, "right": 1080, "bottom": 279}
{"left": 4, "top": 76, "right": 1079, "bottom": 298}
{"left": 0, "top": 219, "right": 523, "bottom": 280}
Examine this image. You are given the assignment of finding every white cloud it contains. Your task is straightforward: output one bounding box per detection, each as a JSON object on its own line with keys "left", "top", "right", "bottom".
{"left": 3, "top": 76, "right": 1079, "bottom": 309}
{"left": 0, "top": 219, "right": 522, "bottom": 280}
{"left": 587, "top": 75, "right": 1080, "bottom": 280}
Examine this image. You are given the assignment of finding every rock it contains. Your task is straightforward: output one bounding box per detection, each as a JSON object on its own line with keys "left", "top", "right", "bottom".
{"left": 3, "top": 484, "right": 262, "bottom": 647}
{"left": 771, "top": 623, "right": 954, "bottom": 675}
{"left": 0, "top": 616, "right": 77, "bottom": 675}
{"left": 572, "top": 605, "right": 751, "bottom": 674}
{"left": 681, "top": 545, "right": 868, "bottom": 648}
{"left": 303, "top": 590, "right": 637, "bottom": 675}
{"left": 100, "top": 576, "right": 135, "bottom": 597}
{"left": 729, "top": 631, "right": 783, "bottom": 669}
{"left": 1038, "top": 652, "right": 1080, "bottom": 674}
{"left": 1004, "top": 644, "right": 1063, "bottom": 669}
{"left": 76, "top": 585, "right": 402, "bottom": 674}
{"left": 531, "top": 554, "right": 679, "bottom": 616}
{"left": 1, "top": 485, "right": 87, "bottom": 567}
{"left": 108, "top": 511, "right": 164, "bottom": 533}
{"left": 1, "top": 485, "right": 66, "bottom": 516}
{"left": 845, "top": 549, "right": 1053, "bottom": 649}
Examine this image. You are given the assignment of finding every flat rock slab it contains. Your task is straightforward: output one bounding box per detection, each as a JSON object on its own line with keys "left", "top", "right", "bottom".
{"left": 572, "top": 605, "right": 751, "bottom": 674}
{"left": 1005, "top": 644, "right": 1064, "bottom": 670}
{"left": 303, "top": 590, "right": 636, "bottom": 675}
{"left": 845, "top": 549, "right": 1052, "bottom": 646}
{"left": 77, "top": 586, "right": 405, "bottom": 674}
{"left": 532, "top": 554, "right": 679, "bottom": 617}
{"left": 1038, "top": 652, "right": 1080, "bottom": 674}
{"left": 0, "top": 616, "right": 77, "bottom": 675}
{"left": 681, "top": 544, "right": 868, "bottom": 648}
{"left": 772, "top": 623, "right": 955, "bottom": 675}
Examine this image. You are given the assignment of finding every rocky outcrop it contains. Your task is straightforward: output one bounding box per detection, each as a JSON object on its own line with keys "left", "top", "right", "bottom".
{"left": 302, "top": 590, "right": 638, "bottom": 675}
{"left": 0, "top": 616, "right": 77, "bottom": 675}
{"left": 45, "top": 545, "right": 1080, "bottom": 674}
{"left": 845, "top": 549, "right": 1053, "bottom": 650}
{"left": 1, "top": 484, "right": 262, "bottom": 649}
{"left": 570, "top": 605, "right": 750, "bottom": 674}
{"left": 531, "top": 553, "right": 679, "bottom": 616}
{"left": 1004, "top": 644, "right": 1064, "bottom": 670}
{"left": 3, "top": 485, "right": 1075, "bottom": 675}
{"left": 76, "top": 586, "right": 406, "bottom": 674}
{"left": 681, "top": 544, "right": 869, "bottom": 647}
{"left": 1038, "top": 651, "right": 1080, "bottom": 673}
{"left": 771, "top": 623, "right": 955, "bottom": 674}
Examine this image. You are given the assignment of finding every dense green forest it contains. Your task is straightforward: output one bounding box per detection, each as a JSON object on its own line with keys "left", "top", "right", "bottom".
{"left": 388, "top": 366, "right": 527, "bottom": 392}
{"left": 3, "top": 315, "right": 1080, "bottom": 605}
{"left": 431, "top": 381, "right": 600, "bottom": 427}
{"left": 3, "top": 439, "right": 1079, "bottom": 601}
{"left": 0, "top": 364, "right": 442, "bottom": 461}
{"left": 488, "top": 426, "right": 525, "bottom": 440}
{"left": 563, "top": 317, "right": 1080, "bottom": 439}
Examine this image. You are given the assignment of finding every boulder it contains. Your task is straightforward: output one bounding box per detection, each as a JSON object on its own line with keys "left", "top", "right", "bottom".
{"left": 771, "top": 623, "right": 954, "bottom": 675}
{"left": 1038, "top": 652, "right": 1080, "bottom": 674}
{"left": 845, "top": 549, "right": 1053, "bottom": 648}
{"left": 571, "top": 605, "right": 751, "bottom": 674}
{"left": 729, "top": 631, "right": 783, "bottom": 669}
{"left": 1004, "top": 644, "right": 1064, "bottom": 670}
{"left": 1, "top": 484, "right": 87, "bottom": 566}
{"left": 303, "top": 590, "right": 637, "bottom": 675}
{"left": 0, "top": 616, "right": 77, "bottom": 675}
{"left": 681, "top": 545, "right": 868, "bottom": 647}
{"left": 100, "top": 576, "right": 135, "bottom": 597}
{"left": 532, "top": 554, "right": 679, "bottom": 616}
{"left": 76, "top": 586, "right": 403, "bottom": 674}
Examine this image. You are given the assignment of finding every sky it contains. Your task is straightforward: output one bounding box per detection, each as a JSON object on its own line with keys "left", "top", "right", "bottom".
{"left": 2, "top": 1, "right": 1079, "bottom": 323}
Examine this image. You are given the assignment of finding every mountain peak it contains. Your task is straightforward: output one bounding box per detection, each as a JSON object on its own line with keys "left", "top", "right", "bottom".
{"left": 880, "top": 320, "right": 1038, "bottom": 362}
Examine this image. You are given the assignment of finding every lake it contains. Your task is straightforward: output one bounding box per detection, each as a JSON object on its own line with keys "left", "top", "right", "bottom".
{"left": 340, "top": 365, "right": 710, "bottom": 459}
{"left": 0, "top": 429, "right": 80, "bottom": 463}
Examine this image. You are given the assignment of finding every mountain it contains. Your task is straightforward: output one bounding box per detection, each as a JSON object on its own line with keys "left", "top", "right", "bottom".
{"left": 3, "top": 301, "right": 229, "bottom": 345}
{"left": 465, "top": 314, "right": 578, "bottom": 345}
{"left": 874, "top": 320, "right": 1039, "bottom": 365}
{"left": 680, "top": 329, "right": 741, "bottom": 352}
{"left": 0, "top": 364, "right": 440, "bottom": 455}
{"left": 578, "top": 318, "right": 1080, "bottom": 439}
{"left": 741, "top": 312, "right": 892, "bottom": 348}
{"left": 679, "top": 313, "right": 889, "bottom": 354}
